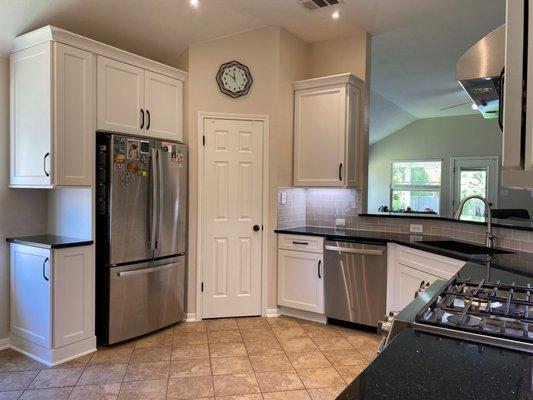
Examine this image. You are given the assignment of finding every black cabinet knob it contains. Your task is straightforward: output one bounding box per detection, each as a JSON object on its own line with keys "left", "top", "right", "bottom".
{"left": 253, "top": 225, "right": 260, "bottom": 232}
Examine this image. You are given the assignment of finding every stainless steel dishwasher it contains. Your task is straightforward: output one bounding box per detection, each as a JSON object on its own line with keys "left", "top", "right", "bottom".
{"left": 324, "top": 240, "right": 387, "bottom": 327}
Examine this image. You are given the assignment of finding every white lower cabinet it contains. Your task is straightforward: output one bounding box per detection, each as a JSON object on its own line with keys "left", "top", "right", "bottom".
{"left": 277, "top": 235, "right": 324, "bottom": 315}
{"left": 10, "top": 243, "right": 96, "bottom": 365}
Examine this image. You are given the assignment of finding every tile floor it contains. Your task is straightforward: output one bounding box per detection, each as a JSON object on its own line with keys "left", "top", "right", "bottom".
{"left": 0, "top": 316, "right": 380, "bottom": 400}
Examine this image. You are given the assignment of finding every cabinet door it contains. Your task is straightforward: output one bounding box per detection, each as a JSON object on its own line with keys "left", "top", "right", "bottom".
{"left": 54, "top": 43, "right": 94, "bottom": 186}
{"left": 10, "top": 43, "right": 52, "bottom": 187}
{"left": 10, "top": 244, "right": 52, "bottom": 348}
{"left": 144, "top": 71, "right": 183, "bottom": 142}
{"left": 294, "top": 85, "right": 346, "bottom": 187}
{"left": 53, "top": 246, "right": 94, "bottom": 347}
{"left": 277, "top": 249, "right": 324, "bottom": 314}
{"left": 97, "top": 56, "right": 144, "bottom": 135}
{"left": 396, "top": 264, "right": 427, "bottom": 311}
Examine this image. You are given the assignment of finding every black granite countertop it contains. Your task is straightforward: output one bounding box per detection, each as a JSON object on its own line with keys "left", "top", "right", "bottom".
{"left": 338, "top": 329, "right": 533, "bottom": 400}
{"left": 6, "top": 235, "right": 94, "bottom": 249}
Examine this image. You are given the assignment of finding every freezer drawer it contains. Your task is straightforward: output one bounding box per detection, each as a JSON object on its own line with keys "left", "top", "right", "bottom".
{"left": 107, "top": 256, "right": 185, "bottom": 344}
{"left": 324, "top": 241, "right": 387, "bottom": 327}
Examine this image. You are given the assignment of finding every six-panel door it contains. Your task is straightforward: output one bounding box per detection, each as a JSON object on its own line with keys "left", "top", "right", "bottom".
{"left": 10, "top": 244, "right": 52, "bottom": 348}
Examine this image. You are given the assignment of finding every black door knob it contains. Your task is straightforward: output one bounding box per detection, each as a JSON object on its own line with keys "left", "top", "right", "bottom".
{"left": 253, "top": 225, "right": 260, "bottom": 232}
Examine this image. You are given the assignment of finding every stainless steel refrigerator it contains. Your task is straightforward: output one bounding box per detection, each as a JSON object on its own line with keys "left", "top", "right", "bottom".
{"left": 95, "top": 132, "right": 187, "bottom": 345}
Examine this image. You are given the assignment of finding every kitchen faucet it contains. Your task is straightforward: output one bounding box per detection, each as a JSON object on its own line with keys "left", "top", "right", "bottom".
{"left": 453, "top": 195, "right": 495, "bottom": 248}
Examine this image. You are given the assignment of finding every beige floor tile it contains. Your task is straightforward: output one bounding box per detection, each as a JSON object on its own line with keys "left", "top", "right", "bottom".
{"left": 358, "top": 348, "right": 378, "bottom": 362}
{"left": 279, "top": 338, "right": 318, "bottom": 354}
{"left": 216, "top": 395, "right": 262, "bottom": 400}
{"left": 130, "top": 346, "right": 171, "bottom": 363}
{"left": 207, "top": 330, "right": 243, "bottom": 344}
{"left": 255, "top": 371, "right": 304, "bottom": 393}
{"left": 19, "top": 387, "right": 72, "bottom": 400}
{"left": 78, "top": 364, "right": 127, "bottom": 385}
{"left": 28, "top": 367, "right": 83, "bottom": 389}
{"left": 209, "top": 342, "right": 247, "bottom": 358}
{"left": 305, "top": 329, "right": 341, "bottom": 341}
{"left": 135, "top": 332, "right": 173, "bottom": 348}
{"left": 249, "top": 354, "right": 293, "bottom": 372}
{"left": 124, "top": 361, "right": 170, "bottom": 382}
{"left": 174, "top": 321, "right": 207, "bottom": 334}
{"left": 170, "top": 358, "right": 211, "bottom": 378}
{"left": 0, "top": 354, "right": 46, "bottom": 372}
{"left": 173, "top": 332, "right": 208, "bottom": 346}
{"left": 89, "top": 348, "right": 133, "bottom": 365}
{"left": 213, "top": 374, "right": 260, "bottom": 397}
{"left": 211, "top": 357, "right": 253, "bottom": 376}
{"left": 206, "top": 319, "right": 238, "bottom": 331}
{"left": 297, "top": 367, "right": 345, "bottom": 389}
{"left": 266, "top": 317, "right": 300, "bottom": 329}
{"left": 288, "top": 352, "right": 331, "bottom": 371}
{"left": 0, "top": 391, "right": 23, "bottom": 400}
{"left": 118, "top": 379, "right": 167, "bottom": 400}
{"left": 236, "top": 317, "right": 270, "bottom": 330}
{"left": 68, "top": 383, "right": 121, "bottom": 400}
{"left": 262, "top": 390, "right": 311, "bottom": 400}
{"left": 322, "top": 350, "right": 367, "bottom": 367}
{"left": 240, "top": 329, "right": 276, "bottom": 342}
{"left": 311, "top": 336, "right": 353, "bottom": 352}
{"left": 52, "top": 354, "right": 92, "bottom": 369}
{"left": 0, "top": 349, "right": 18, "bottom": 358}
{"left": 336, "top": 364, "right": 367, "bottom": 382}
{"left": 307, "top": 386, "right": 345, "bottom": 400}
{"left": 342, "top": 333, "right": 380, "bottom": 349}
{"left": 171, "top": 344, "right": 210, "bottom": 360}
{"left": 167, "top": 375, "right": 214, "bottom": 399}
{"left": 244, "top": 340, "right": 284, "bottom": 356}
{"left": 0, "top": 371, "right": 38, "bottom": 391}
{"left": 272, "top": 326, "right": 307, "bottom": 340}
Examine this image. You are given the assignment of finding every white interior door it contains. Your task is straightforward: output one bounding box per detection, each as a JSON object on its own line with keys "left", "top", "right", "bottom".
{"left": 202, "top": 118, "right": 263, "bottom": 318}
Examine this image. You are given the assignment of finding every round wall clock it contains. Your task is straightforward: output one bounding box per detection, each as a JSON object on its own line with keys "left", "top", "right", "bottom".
{"left": 216, "top": 61, "right": 253, "bottom": 98}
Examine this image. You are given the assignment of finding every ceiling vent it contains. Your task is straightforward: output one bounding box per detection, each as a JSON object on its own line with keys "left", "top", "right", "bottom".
{"left": 298, "top": 0, "right": 342, "bottom": 11}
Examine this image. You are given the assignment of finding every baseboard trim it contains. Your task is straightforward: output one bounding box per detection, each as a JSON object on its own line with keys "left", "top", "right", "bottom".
{"left": 264, "top": 308, "right": 280, "bottom": 318}
{"left": 184, "top": 313, "right": 198, "bottom": 322}
{"left": 278, "top": 306, "right": 326, "bottom": 324}
{"left": 0, "top": 337, "right": 9, "bottom": 351}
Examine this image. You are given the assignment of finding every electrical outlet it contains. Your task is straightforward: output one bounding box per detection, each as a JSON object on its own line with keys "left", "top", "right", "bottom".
{"left": 410, "top": 224, "right": 423, "bottom": 233}
{"left": 335, "top": 218, "right": 346, "bottom": 228}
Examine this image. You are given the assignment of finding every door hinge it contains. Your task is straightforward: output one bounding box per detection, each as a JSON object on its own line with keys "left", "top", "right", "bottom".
{"left": 202, "top": 135, "right": 206, "bottom": 146}
{"left": 201, "top": 282, "right": 204, "bottom": 292}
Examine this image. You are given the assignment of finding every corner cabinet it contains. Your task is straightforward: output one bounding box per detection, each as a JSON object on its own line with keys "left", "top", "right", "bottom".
{"left": 277, "top": 234, "right": 324, "bottom": 314}
{"left": 10, "top": 243, "right": 95, "bottom": 366}
{"left": 10, "top": 42, "right": 94, "bottom": 188}
{"left": 97, "top": 56, "right": 184, "bottom": 142}
{"left": 293, "top": 73, "right": 365, "bottom": 188}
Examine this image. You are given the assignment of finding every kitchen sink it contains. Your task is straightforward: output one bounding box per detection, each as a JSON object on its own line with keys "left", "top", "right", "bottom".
{"left": 418, "top": 240, "right": 513, "bottom": 255}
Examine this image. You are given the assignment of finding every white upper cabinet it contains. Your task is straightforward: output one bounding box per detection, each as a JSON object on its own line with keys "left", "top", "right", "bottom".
{"left": 10, "top": 42, "right": 93, "bottom": 188}
{"left": 97, "top": 57, "right": 144, "bottom": 136}
{"left": 97, "top": 57, "right": 184, "bottom": 142}
{"left": 293, "top": 73, "right": 365, "bottom": 188}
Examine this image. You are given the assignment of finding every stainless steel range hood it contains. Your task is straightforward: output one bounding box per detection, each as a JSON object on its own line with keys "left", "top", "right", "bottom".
{"left": 456, "top": 25, "right": 505, "bottom": 119}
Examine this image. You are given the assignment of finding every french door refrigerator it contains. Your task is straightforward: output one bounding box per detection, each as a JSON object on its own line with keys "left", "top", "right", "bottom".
{"left": 95, "top": 132, "right": 187, "bottom": 345}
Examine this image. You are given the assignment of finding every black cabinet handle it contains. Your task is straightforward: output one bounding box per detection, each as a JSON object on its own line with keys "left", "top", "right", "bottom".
{"left": 498, "top": 67, "right": 505, "bottom": 131}
{"left": 292, "top": 241, "right": 309, "bottom": 245}
{"left": 318, "top": 259, "right": 322, "bottom": 279}
{"left": 339, "top": 163, "right": 343, "bottom": 181}
{"left": 42, "top": 257, "right": 49, "bottom": 282}
{"left": 140, "top": 109, "right": 145, "bottom": 129}
{"left": 146, "top": 110, "right": 151, "bottom": 130}
{"left": 43, "top": 153, "right": 50, "bottom": 177}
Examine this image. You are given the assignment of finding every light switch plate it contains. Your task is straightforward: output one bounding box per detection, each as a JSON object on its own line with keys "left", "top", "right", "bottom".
{"left": 410, "top": 224, "right": 423, "bottom": 233}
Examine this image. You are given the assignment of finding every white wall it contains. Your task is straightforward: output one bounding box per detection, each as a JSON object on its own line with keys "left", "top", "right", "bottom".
{"left": 0, "top": 57, "right": 48, "bottom": 340}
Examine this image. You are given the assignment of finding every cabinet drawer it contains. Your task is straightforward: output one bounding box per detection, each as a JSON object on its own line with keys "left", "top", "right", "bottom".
{"left": 278, "top": 234, "right": 324, "bottom": 254}
{"left": 397, "top": 245, "right": 464, "bottom": 279}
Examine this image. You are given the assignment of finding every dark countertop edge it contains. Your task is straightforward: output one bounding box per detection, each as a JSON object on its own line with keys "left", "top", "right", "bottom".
{"left": 6, "top": 235, "right": 94, "bottom": 249}
{"left": 359, "top": 213, "right": 533, "bottom": 232}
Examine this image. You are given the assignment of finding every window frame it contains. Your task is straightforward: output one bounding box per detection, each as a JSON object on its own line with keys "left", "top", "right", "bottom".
{"left": 389, "top": 159, "right": 443, "bottom": 215}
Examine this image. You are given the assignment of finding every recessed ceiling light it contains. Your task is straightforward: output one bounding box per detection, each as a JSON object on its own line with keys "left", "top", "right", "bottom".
{"left": 472, "top": 103, "right": 479, "bottom": 110}
{"left": 190, "top": 0, "right": 199, "bottom": 7}
{"left": 332, "top": 10, "right": 340, "bottom": 19}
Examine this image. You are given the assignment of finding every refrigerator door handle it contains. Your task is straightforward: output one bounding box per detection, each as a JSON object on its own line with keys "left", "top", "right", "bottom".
{"left": 156, "top": 148, "right": 164, "bottom": 250}
{"left": 117, "top": 263, "right": 175, "bottom": 277}
{"left": 149, "top": 148, "right": 159, "bottom": 251}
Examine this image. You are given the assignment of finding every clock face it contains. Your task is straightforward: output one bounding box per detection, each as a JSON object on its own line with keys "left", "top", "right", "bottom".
{"left": 216, "top": 61, "right": 253, "bottom": 98}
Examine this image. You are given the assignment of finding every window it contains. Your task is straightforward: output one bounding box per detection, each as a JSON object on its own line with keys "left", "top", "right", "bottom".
{"left": 390, "top": 160, "right": 442, "bottom": 214}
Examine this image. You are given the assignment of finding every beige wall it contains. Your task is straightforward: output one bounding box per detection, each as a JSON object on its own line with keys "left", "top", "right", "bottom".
{"left": 176, "top": 26, "right": 370, "bottom": 315}
{"left": 0, "top": 57, "right": 48, "bottom": 340}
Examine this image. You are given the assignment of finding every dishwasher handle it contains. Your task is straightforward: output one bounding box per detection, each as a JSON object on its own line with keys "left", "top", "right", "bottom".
{"left": 325, "top": 245, "right": 384, "bottom": 256}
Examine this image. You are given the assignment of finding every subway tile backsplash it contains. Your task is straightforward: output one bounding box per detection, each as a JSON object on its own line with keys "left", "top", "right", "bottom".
{"left": 277, "top": 187, "right": 533, "bottom": 254}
